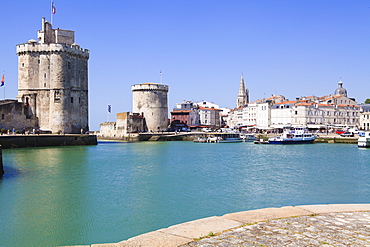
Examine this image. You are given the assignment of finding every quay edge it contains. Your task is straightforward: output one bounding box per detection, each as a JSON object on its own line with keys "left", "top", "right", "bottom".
{"left": 97, "top": 132, "right": 359, "bottom": 144}
{"left": 0, "top": 134, "right": 97, "bottom": 149}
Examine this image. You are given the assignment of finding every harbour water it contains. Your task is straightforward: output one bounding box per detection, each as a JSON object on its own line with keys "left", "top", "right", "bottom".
{"left": 0, "top": 141, "right": 369, "bottom": 246}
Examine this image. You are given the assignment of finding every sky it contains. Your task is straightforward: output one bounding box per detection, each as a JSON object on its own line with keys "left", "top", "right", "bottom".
{"left": 1, "top": 0, "right": 370, "bottom": 130}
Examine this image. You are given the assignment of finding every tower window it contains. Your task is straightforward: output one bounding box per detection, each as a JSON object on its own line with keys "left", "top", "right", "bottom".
{"left": 68, "top": 62, "right": 71, "bottom": 69}
{"left": 79, "top": 97, "right": 81, "bottom": 103}
{"left": 71, "top": 97, "right": 74, "bottom": 103}
{"left": 1, "top": 114, "right": 4, "bottom": 120}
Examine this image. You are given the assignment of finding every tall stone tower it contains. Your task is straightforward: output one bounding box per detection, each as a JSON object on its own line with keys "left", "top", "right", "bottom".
{"left": 236, "top": 74, "right": 249, "bottom": 108}
{"left": 16, "top": 18, "right": 89, "bottom": 133}
{"left": 132, "top": 83, "right": 169, "bottom": 132}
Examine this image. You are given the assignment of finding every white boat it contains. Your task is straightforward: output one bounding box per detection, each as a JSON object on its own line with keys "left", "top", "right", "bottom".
{"left": 358, "top": 132, "right": 370, "bottom": 148}
{"left": 240, "top": 133, "right": 257, "bottom": 142}
{"left": 193, "top": 137, "right": 207, "bottom": 143}
{"left": 268, "top": 127, "right": 316, "bottom": 144}
{"left": 207, "top": 133, "right": 243, "bottom": 143}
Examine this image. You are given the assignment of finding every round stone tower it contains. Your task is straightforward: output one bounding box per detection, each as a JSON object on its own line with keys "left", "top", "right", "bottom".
{"left": 16, "top": 18, "right": 89, "bottom": 133}
{"left": 131, "top": 83, "right": 169, "bottom": 132}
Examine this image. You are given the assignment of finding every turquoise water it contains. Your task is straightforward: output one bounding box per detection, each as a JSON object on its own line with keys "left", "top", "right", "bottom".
{"left": 0, "top": 142, "right": 369, "bottom": 246}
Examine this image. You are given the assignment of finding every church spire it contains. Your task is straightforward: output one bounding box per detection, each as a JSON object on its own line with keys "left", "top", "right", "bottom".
{"left": 236, "top": 73, "right": 249, "bottom": 108}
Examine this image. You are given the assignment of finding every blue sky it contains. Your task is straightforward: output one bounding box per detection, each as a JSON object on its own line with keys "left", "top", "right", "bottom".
{"left": 1, "top": 0, "right": 370, "bottom": 130}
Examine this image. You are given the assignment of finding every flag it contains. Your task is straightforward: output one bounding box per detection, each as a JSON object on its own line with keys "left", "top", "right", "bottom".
{"left": 52, "top": 2, "right": 56, "bottom": 14}
{"left": 108, "top": 105, "right": 111, "bottom": 113}
{"left": 0, "top": 75, "right": 4, "bottom": 87}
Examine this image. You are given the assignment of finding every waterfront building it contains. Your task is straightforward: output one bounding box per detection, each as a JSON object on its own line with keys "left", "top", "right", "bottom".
{"left": 226, "top": 80, "right": 360, "bottom": 130}
{"left": 360, "top": 104, "right": 370, "bottom": 130}
{"left": 195, "top": 100, "right": 220, "bottom": 109}
{"left": 16, "top": 18, "right": 89, "bottom": 133}
{"left": 170, "top": 100, "right": 223, "bottom": 129}
{"left": 170, "top": 101, "right": 199, "bottom": 130}
{"left": 197, "top": 106, "right": 222, "bottom": 127}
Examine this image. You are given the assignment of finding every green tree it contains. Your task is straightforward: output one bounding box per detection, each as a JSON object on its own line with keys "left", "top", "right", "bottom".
{"left": 365, "top": 99, "right": 370, "bottom": 104}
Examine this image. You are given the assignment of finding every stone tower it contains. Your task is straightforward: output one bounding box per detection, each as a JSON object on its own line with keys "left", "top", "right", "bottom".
{"left": 132, "top": 83, "right": 169, "bottom": 132}
{"left": 16, "top": 18, "right": 89, "bottom": 133}
{"left": 236, "top": 74, "right": 249, "bottom": 108}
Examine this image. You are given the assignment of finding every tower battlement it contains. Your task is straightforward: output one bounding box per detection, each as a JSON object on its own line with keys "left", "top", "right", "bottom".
{"left": 16, "top": 43, "right": 89, "bottom": 58}
{"left": 131, "top": 83, "right": 169, "bottom": 92}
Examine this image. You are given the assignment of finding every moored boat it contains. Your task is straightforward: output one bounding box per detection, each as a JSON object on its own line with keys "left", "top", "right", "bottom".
{"left": 358, "top": 132, "right": 370, "bottom": 148}
{"left": 268, "top": 127, "right": 316, "bottom": 144}
{"left": 193, "top": 137, "right": 207, "bottom": 143}
{"left": 240, "top": 133, "right": 257, "bottom": 142}
{"left": 206, "top": 133, "right": 243, "bottom": 143}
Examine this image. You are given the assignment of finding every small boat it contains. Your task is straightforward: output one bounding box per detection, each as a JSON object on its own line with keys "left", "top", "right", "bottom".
{"left": 268, "top": 127, "right": 316, "bottom": 144}
{"left": 358, "top": 132, "right": 370, "bottom": 148}
{"left": 205, "top": 133, "right": 243, "bottom": 143}
{"left": 240, "top": 133, "right": 257, "bottom": 142}
{"left": 254, "top": 139, "right": 269, "bottom": 144}
{"left": 193, "top": 137, "right": 207, "bottom": 143}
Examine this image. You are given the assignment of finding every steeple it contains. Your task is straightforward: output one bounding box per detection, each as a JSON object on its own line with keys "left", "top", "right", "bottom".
{"left": 236, "top": 74, "right": 249, "bottom": 108}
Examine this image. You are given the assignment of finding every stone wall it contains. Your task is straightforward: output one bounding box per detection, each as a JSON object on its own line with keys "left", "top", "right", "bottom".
{"left": 0, "top": 135, "right": 97, "bottom": 149}
{"left": 0, "top": 100, "right": 37, "bottom": 131}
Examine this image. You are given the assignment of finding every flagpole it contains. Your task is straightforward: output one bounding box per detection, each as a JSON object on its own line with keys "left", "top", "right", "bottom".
{"left": 51, "top": 0, "right": 53, "bottom": 25}
{"left": 2, "top": 71, "right": 5, "bottom": 100}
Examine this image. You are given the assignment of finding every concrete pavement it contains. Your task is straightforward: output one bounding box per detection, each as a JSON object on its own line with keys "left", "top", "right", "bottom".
{"left": 67, "top": 204, "right": 370, "bottom": 247}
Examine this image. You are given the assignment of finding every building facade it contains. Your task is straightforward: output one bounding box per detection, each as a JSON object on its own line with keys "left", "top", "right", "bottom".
{"left": 16, "top": 18, "right": 89, "bottom": 133}
{"left": 226, "top": 80, "right": 360, "bottom": 130}
{"left": 360, "top": 104, "right": 370, "bottom": 130}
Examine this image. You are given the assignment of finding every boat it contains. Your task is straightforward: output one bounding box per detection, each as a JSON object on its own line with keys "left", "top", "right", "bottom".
{"left": 193, "top": 137, "right": 207, "bottom": 143}
{"left": 254, "top": 139, "right": 269, "bottom": 144}
{"left": 268, "top": 127, "right": 316, "bottom": 144}
{"left": 358, "top": 132, "right": 370, "bottom": 148}
{"left": 206, "top": 133, "right": 243, "bottom": 143}
{"left": 240, "top": 133, "right": 257, "bottom": 142}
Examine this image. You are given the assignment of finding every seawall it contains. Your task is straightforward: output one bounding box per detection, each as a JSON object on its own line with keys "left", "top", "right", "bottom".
{"left": 97, "top": 132, "right": 358, "bottom": 143}
{"left": 0, "top": 134, "right": 97, "bottom": 149}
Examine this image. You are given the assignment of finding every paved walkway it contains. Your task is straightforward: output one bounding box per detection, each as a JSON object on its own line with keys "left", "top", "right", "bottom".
{"left": 69, "top": 204, "right": 370, "bottom": 247}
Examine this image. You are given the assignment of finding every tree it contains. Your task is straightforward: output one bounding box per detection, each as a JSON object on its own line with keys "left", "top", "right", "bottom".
{"left": 365, "top": 99, "right": 370, "bottom": 104}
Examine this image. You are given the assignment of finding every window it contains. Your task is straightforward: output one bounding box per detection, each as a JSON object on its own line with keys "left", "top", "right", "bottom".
{"left": 295, "top": 111, "right": 298, "bottom": 115}
{"left": 71, "top": 97, "right": 73, "bottom": 103}
{"left": 68, "top": 62, "right": 71, "bottom": 69}
{"left": 1, "top": 114, "right": 4, "bottom": 120}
